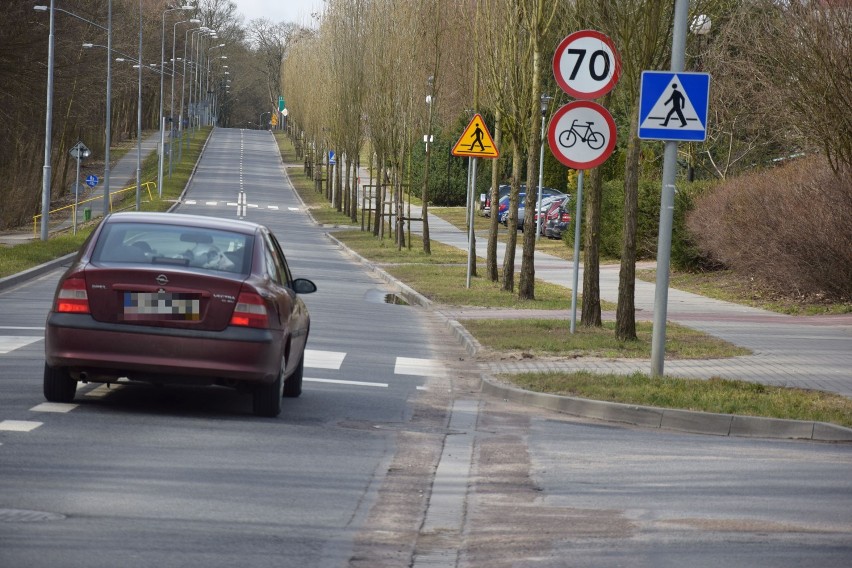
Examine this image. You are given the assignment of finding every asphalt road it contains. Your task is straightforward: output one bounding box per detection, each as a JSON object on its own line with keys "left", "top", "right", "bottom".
{"left": 1, "top": 128, "right": 850, "bottom": 567}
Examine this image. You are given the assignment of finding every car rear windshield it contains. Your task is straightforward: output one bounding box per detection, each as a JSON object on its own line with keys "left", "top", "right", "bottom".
{"left": 92, "top": 222, "right": 254, "bottom": 275}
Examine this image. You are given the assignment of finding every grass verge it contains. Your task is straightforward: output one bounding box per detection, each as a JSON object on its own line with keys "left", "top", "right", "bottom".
{"left": 463, "top": 319, "right": 749, "bottom": 359}
{"left": 505, "top": 371, "right": 852, "bottom": 428}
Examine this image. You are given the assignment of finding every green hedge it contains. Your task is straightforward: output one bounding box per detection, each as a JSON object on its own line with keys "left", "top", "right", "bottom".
{"left": 563, "top": 178, "right": 714, "bottom": 270}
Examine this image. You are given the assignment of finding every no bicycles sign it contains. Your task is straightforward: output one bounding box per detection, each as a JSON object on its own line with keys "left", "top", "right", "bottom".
{"left": 547, "top": 101, "right": 616, "bottom": 169}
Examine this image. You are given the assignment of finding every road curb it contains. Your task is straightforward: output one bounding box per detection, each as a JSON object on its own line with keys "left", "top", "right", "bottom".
{"left": 0, "top": 253, "right": 76, "bottom": 292}
{"left": 322, "top": 231, "right": 852, "bottom": 443}
{"left": 479, "top": 377, "right": 852, "bottom": 442}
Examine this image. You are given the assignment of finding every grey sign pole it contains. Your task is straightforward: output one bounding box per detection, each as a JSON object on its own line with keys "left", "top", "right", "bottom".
{"left": 651, "top": 0, "right": 689, "bottom": 376}
{"left": 466, "top": 157, "right": 478, "bottom": 289}
{"left": 570, "top": 170, "right": 584, "bottom": 333}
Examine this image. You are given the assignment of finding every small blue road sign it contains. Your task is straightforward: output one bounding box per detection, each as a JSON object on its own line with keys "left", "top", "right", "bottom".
{"left": 638, "top": 72, "right": 710, "bottom": 141}
{"left": 85, "top": 175, "right": 99, "bottom": 188}
{"left": 328, "top": 150, "right": 336, "bottom": 165}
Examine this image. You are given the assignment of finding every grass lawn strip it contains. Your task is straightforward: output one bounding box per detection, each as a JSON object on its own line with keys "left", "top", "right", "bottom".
{"left": 506, "top": 371, "right": 852, "bottom": 429}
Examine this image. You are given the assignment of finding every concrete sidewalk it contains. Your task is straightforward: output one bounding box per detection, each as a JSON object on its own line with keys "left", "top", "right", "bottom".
{"left": 400, "top": 214, "right": 852, "bottom": 398}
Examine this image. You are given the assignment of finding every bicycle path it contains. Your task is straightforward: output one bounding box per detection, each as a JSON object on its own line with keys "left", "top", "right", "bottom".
{"left": 0, "top": 131, "right": 160, "bottom": 246}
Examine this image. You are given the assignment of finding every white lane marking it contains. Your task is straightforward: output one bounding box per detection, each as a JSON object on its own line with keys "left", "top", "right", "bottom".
{"left": 305, "top": 378, "right": 387, "bottom": 388}
{"left": 305, "top": 349, "right": 346, "bottom": 370}
{"left": 267, "top": 205, "right": 279, "bottom": 210}
{"left": 416, "top": 386, "right": 429, "bottom": 391}
{"left": 206, "top": 201, "right": 219, "bottom": 206}
{"left": 395, "top": 357, "right": 444, "bottom": 377}
{"left": 30, "top": 403, "right": 77, "bottom": 413}
{"left": 0, "top": 420, "right": 43, "bottom": 432}
{"left": 288, "top": 207, "right": 300, "bottom": 211}
{"left": 185, "top": 200, "right": 197, "bottom": 205}
{"left": 0, "top": 336, "right": 42, "bottom": 355}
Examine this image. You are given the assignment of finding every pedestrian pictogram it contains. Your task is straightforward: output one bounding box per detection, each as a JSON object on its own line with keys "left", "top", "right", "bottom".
{"left": 638, "top": 71, "right": 710, "bottom": 141}
{"left": 452, "top": 114, "right": 499, "bottom": 158}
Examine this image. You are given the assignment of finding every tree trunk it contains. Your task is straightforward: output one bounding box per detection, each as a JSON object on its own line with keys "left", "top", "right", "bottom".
{"left": 616, "top": 106, "right": 641, "bottom": 341}
{"left": 501, "top": 139, "right": 522, "bottom": 292}
{"left": 581, "top": 164, "right": 603, "bottom": 327}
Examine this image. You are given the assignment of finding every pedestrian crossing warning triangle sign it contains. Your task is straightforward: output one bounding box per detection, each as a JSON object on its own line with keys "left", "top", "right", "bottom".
{"left": 638, "top": 71, "right": 710, "bottom": 142}
{"left": 452, "top": 114, "right": 499, "bottom": 158}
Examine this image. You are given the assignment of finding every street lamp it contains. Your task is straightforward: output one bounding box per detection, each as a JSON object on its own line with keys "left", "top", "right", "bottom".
{"left": 75, "top": 1, "right": 114, "bottom": 220}
{"left": 168, "top": 18, "right": 201, "bottom": 178}
{"left": 180, "top": 27, "right": 210, "bottom": 160}
{"left": 535, "top": 93, "right": 553, "bottom": 240}
{"left": 158, "top": 4, "right": 194, "bottom": 198}
{"left": 34, "top": 2, "right": 107, "bottom": 240}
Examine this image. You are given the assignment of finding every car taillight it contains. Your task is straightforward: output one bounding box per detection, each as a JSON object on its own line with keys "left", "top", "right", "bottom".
{"left": 230, "top": 292, "right": 269, "bottom": 328}
{"left": 561, "top": 213, "right": 571, "bottom": 222}
{"left": 56, "top": 277, "right": 90, "bottom": 314}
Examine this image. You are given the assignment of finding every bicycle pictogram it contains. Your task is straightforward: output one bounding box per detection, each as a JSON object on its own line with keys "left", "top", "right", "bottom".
{"left": 558, "top": 119, "right": 605, "bottom": 150}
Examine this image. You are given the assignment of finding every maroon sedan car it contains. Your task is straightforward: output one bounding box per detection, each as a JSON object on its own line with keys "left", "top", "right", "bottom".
{"left": 44, "top": 212, "right": 316, "bottom": 417}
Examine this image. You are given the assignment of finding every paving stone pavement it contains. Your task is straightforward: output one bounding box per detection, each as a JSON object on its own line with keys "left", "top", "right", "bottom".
{"left": 408, "top": 215, "right": 852, "bottom": 398}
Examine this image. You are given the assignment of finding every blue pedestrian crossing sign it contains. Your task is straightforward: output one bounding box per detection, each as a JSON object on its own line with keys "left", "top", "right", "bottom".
{"left": 638, "top": 71, "right": 710, "bottom": 141}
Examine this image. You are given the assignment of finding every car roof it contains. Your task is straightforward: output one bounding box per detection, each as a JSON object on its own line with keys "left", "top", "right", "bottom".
{"left": 104, "top": 212, "right": 262, "bottom": 235}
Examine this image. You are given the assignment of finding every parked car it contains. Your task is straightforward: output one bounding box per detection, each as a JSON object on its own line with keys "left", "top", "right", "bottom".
{"left": 43, "top": 211, "right": 317, "bottom": 417}
{"left": 545, "top": 199, "right": 573, "bottom": 239}
{"left": 533, "top": 195, "right": 570, "bottom": 235}
{"left": 499, "top": 187, "right": 566, "bottom": 230}
{"left": 480, "top": 184, "right": 511, "bottom": 217}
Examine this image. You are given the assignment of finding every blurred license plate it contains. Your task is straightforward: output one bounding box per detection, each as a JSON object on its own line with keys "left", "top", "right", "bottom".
{"left": 124, "top": 292, "right": 200, "bottom": 320}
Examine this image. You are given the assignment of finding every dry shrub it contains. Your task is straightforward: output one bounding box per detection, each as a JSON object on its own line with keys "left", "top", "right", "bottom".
{"left": 687, "top": 157, "right": 852, "bottom": 301}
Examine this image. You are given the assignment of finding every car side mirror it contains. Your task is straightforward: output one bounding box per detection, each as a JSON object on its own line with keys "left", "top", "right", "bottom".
{"left": 292, "top": 278, "right": 317, "bottom": 294}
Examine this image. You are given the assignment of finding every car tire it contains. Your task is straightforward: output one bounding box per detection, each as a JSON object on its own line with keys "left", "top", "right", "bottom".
{"left": 43, "top": 363, "right": 76, "bottom": 403}
{"left": 283, "top": 352, "right": 304, "bottom": 398}
{"left": 252, "top": 362, "right": 284, "bottom": 417}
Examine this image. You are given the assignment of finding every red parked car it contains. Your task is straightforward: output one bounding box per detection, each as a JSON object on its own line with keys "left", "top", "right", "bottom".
{"left": 44, "top": 212, "right": 316, "bottom": 417}
{"left": 543, "top": 196, "right": 572, "bottom": 239}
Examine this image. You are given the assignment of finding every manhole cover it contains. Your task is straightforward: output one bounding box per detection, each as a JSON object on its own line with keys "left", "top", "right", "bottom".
{"left": 0, "top": 509, "right": 66, "bottom": 522}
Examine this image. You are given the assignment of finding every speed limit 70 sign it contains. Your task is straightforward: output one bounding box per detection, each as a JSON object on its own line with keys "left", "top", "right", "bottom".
{"left": 553, "top": 30, "right": 622, "bottom": 100}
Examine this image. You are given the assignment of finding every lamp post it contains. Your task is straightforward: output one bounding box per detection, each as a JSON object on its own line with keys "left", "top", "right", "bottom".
{"left": 168, "top": 18, "right": 200, "bottom": 178}
{"left": 535, "top": 93, "right": 553, "bottom": 240}
{"left": 421, "top": 75, "right": 435, "bottom": 254}
{"left": 34, "top": 3, "right": 107, "bottom": 239}
{"left": 158, "top": 5, "right": 194, "bottom": 198}
{"left": 37, "top": 1, "right": 56, "bottom": 241}
{"left": 205, "top": 45, "right": 226, "bottom": 126}
{"left": 687, "top": 14, "right": 711, "bottom": 182}
{"left": 136, "top": 0, "right": 142, "bottom": 211}
{"left": 180, "top": 27, "right": 210, "bottom": 160}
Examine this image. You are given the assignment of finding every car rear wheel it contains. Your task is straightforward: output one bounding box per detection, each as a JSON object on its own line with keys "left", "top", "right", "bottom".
{"left": 283, "top": 352, "right": 304, "bottom": 398}
{"left": 43, "top": 363, "right": 76, "bottom": 403}
{"left": 252, "top": 361, "right": 283, "bottom": 417}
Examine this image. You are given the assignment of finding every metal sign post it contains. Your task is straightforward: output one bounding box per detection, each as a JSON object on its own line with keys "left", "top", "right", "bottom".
{"left": 70, "top": 142, "right": 91, "bottom": 235}
{"left": 650, "top": 0, "right": 691, "bottom": 376}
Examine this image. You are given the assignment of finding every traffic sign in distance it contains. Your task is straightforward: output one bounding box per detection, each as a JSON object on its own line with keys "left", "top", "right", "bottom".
{"left": 553, "top": 30, "right": 622, "bottom": 100}
{"left": 638, "top": 71, "right": 710, "bottom": 141}
{"left": 452, "top": 114, "right": 499, "bottom": 158}
{"left": 85, "top": 175, "right": 99, "bottom": 188}
{"left": 547, "top": 101, "right": 617, "bottom": 170}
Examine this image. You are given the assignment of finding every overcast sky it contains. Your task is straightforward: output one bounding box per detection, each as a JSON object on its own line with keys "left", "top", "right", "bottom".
{"left": 231, "top": 0, "right": 325, "bottom": 26}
